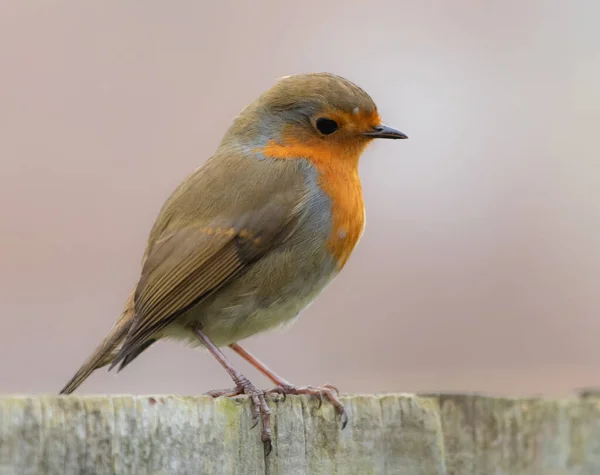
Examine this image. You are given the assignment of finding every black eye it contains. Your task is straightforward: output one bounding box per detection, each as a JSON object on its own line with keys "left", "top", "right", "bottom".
{"left": 315, "top": 118, "right": 339, "bottom": 135}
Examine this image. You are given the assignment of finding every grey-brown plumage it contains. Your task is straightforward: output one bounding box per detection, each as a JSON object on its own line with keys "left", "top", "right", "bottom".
{"left": 59, "top": 72, "right": 407, "bottom": 453}
{"left": 60, "top": 156, "right": 331, "bottom": 393}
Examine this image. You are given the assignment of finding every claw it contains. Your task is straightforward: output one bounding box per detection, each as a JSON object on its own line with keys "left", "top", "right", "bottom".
{"left": 323, "top": 384, "right": 340, "bottom": 396}
{"left": 341, "top": 411, "right": 349, "bottom": 430}
{"left": 264, "top": 439, "right": 273, "bottom": 456}
{"left": 207, "top": 381, "right": 273, "bottom": 454}
{"left": 269, "top": 383, "right": 347, "bottom": 431}
{"left": 316, "top": 392, "right": 323, "bottom": 410}
{"left": 205, "top": 388, "right": 239, "bottom": 398}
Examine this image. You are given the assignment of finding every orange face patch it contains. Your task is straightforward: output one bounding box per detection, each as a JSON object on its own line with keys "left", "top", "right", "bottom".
{"left": 262, "top": 131, "right": 368, "bottom": 269}
{"left": 324, "top": 108, "right": 382, "bottom": 135}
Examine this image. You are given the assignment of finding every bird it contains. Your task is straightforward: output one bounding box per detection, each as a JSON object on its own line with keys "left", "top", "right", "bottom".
{"left": 59, "top": 72, "right": 407, "bottom": 454}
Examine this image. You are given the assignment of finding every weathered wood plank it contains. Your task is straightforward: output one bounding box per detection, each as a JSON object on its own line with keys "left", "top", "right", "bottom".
{"left": 0, "top": 394, "right": 599, "bottom": 474}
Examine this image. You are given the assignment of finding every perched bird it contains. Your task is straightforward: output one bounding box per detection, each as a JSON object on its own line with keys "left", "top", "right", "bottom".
{"left": 59, "top": 72, "right": 407, "bottom": 454}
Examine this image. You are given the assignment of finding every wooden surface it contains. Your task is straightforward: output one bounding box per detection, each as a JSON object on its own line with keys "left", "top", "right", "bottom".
{"left": 1, "top": 393, "right": 600, "bottom": 474}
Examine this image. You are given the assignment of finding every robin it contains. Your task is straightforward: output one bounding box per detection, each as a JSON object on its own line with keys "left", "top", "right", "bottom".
{"left": 59, "top": 72, "right": 407, "bottom": 454}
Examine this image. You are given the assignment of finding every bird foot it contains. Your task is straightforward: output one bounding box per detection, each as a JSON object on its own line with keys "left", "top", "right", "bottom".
{"left": 206, "top": 378, "right": 273, "bottom": 455}
{"left": 267, "top": 383, "right": 348, "bottom": 429}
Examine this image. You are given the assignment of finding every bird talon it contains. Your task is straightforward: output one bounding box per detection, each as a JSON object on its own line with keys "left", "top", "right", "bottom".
{"left": 271, "top": 383, "right": 347, "bottom": 429}
{"left": 341, "top": 411, "right": 349, "bottom": 429}
{"left": 264, "top": 439, "right": 273, "bottom": 456}
{"left": 323, "top": 384, "right": 340, "bottom": 396}
{"left": 316, "top": 392, "right": 324, "bottom": 409}
{"left": 205, "top": 387, "right": 242, "bottom": 398}
{"left": 205, "top": 380, "right": 273, "bottom": 453}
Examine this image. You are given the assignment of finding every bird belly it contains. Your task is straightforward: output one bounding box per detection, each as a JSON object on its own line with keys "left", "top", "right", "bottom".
{"left": 161, "top": 246, "right": 338, "bottom": 347}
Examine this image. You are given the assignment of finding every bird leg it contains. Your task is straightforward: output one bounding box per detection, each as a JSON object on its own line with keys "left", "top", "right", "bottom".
{"left": 191, "top": 328, "right": 273, "bottom": 455}
{"left": 229, "top": 343, "right": 348, "bottom": 429}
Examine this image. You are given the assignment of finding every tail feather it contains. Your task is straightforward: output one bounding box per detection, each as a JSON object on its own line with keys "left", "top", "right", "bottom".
{"left": 59, "top": 292, "right": 135, "bottom": 395}
{"left": 116, "top": 338, "right": 157, "bottom": 373}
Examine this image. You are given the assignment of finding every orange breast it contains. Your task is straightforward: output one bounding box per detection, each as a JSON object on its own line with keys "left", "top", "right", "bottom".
{"left": 262, "top": 137, "right": 366, "bottom": 269}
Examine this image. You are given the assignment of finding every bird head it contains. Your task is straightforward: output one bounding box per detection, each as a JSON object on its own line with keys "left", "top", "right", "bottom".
{"left": 220, "top": 73, "right": 407, "bottom": 163}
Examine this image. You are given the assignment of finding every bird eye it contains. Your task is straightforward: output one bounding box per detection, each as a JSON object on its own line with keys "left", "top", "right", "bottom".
{"left": 315, "top": 118, "right": 339, "bottom": 135}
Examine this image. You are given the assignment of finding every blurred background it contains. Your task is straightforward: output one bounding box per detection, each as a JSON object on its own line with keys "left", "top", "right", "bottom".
{"left": 1, "top": 1, "right": 599, "bottom": 398}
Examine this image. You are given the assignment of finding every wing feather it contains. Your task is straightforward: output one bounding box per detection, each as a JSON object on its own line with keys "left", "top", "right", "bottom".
{"left": 109, "top": 190, "right": 310, "bottom": 370}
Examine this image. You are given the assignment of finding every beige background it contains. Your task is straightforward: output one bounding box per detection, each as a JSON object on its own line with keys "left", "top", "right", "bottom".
{"left": 1, "top": 1, "right": 599, "bottom": 397}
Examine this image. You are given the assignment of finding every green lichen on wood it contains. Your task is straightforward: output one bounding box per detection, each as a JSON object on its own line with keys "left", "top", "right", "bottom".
{"left": 1, "top": 393, "right": 600, "bottom": 474}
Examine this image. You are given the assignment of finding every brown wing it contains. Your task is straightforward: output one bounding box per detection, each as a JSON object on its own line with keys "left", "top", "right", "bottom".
{"left": 109, "top": 191, "right": 308, "bottom": 371}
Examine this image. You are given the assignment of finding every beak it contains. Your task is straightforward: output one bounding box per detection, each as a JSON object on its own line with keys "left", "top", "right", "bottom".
{"left": 362, "top": 124, "right": 408, "bottom": 140}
